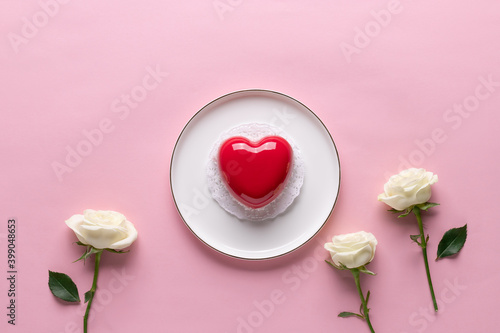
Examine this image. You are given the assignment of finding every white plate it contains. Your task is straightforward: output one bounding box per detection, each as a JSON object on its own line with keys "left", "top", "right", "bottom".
{"left": 170, "top": 89, "right": 340, "bottom": 260}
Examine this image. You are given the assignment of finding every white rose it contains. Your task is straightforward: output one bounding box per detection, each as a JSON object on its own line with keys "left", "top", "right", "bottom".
{"left": 324, "top": 231, "right": 377, "bottom": 269}
{"left": 65, "top": 209, "right": 138, "bottom": 250}
{"left": 378, "top": 168, "right": 438, "bottom": 211}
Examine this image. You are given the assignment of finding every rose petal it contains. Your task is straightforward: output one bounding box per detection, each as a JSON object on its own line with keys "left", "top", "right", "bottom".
{"left": 65, "top": 214, "right": 87, "bottom": 242}
{"left": 79, "top": 224, "right": 128, "bottom": 249}
{"left": 414, "top": 183, "right": 432, "bottom": 205}
{"left": 378, "top": 193, "right": 407, "bottom": 211}
{"left": 108, "top": 220, "right": 138, "bottom": 250}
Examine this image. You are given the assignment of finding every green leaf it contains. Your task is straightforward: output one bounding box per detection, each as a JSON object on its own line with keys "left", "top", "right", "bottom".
{"left": 325, "top": 260, "right": 337, "bottom": 270}
{"left": 73, "top": 248, "right": 91, "bottom": 263}
{"left": 417, "top": 202, "right": 440, "bottom": 211}
{"left": 48, "top": 271, "right": 80, "bottom": 303}
{"left": 389, "top": 207, "right": 413, "bottom": 218}
{"left": 410, "top": 234, "right": 421, "bottom": 243}
{"left": 325, "top": 260, "right": 347, "bottom": 271}
{"left": 436, "top": 224, "right": 467, "bottom": 260}
{"left": 338, "top": 311, "right": 363, "bottom": 319}
{"left": 105, "top": 248, "right": 130, "bottom": 254}
{"left": 358, "top": 266, "right": 376, "bottom": 276}
{"left": 359, "top": 291, "right": 371, "bottom": 315}
{"left": 84, "top": 290, "right": 94, "bottom": 303}
{"left": 73, "top": 246, "right": 102, "bottom": 263}
{"left": 90, "top": 247, "right": 103, "bottom": 256}
{"left": 337, "top": 262, "right": 349, "bottom": 270}
{"left": 398, "top": 208, "right": 412, "bottom": 218}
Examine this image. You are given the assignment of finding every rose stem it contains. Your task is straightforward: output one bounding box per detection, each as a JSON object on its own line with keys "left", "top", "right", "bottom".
{"left": 352, "top": 269, "right": 375, "bottom": 333}
{"left": 413, "top": 206, "right": 438, "bottom": 312}
{"left": 84, "top": 251, "right": 102, "bottom": 333}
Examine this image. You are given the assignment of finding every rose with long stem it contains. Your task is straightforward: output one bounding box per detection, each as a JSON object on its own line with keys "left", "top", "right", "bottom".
{"left": 49, "top": 210, "right": 138, "bottom": 332}
{"left": 378, "top": 168, "right": 439, "bottom": 311}
{"left": 325, "top": 231, "right": 378, "bottom": 333}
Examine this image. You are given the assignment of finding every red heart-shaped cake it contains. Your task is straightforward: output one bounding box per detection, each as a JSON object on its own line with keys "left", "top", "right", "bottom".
{"left": 218, "top": 136, "right": 293, "bottom": 209}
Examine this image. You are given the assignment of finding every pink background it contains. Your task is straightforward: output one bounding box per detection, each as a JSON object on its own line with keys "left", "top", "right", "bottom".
{"left": 1, "top": 0, "right": 499, "bottom": 332}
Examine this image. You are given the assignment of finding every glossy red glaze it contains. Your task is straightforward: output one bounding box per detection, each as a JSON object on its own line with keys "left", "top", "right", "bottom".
{"left": 218, "top": 136, "right": 293, "bottom": 209}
